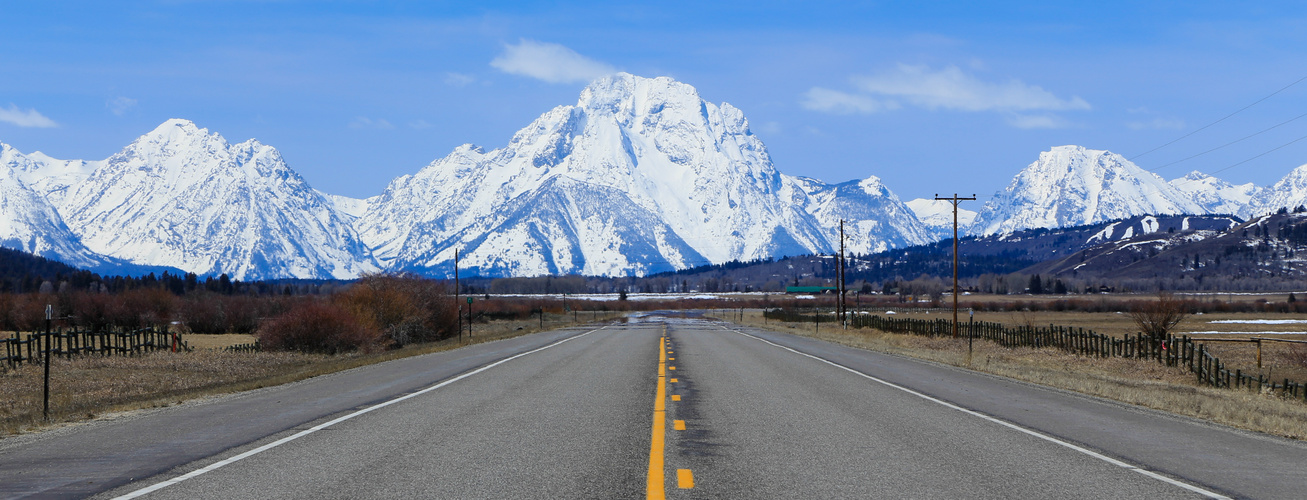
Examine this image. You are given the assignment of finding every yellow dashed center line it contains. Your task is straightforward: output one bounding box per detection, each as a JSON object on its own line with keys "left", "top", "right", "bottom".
{"left": 648, "top": 329, "right": 668, "bottom": 499}
{"left": 648, "top": 326, "right": 693, "bottom": 497}
{"left": 670, "top": 378, "right": 678, "bottom": 383}
{"left": 677, "top": 469, "right": 695, "bottom": 489}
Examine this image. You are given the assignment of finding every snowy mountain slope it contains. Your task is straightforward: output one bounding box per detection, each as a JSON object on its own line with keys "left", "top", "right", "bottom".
{"left": 0, "top": 157, "right": 106, "bottom": 269}
{"left": 792, "top": 176, "right": 933, "bottom": 254}
{"left": 1, "top": 144, "right": 101, "bottom": 207}
{"left": 1169, "top": 171, "right": 1255, "bottom": 215}
{"left": 57, "top": 119, "right": 379, "bottom": 280}
{"left": 359, "top": 73, "right": 929, "bottom": 276}
{"left": 971, "top": 145, "right": 1205, "bottom": 236}
{"left": 320, "top": 191, "right": 371, "bottom": 221}
{"left": 905, "top": 197, "right": 978, "bottom": 238}
{"left": 1243, "top": 163, "right": 1307, "bottom": 218}
{"left": 1026, "top": 212, "right": 1300, "bottom": 285}
{"left": 427, "top": 176, "right": 707, "bottom": 276}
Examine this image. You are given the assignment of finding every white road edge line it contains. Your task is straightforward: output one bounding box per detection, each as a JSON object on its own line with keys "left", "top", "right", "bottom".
{"left": 113, "top": 326, "right": 609, "bottom": 500}
{"left": 720, "top": 325, "right": 1231, "bottom": 500}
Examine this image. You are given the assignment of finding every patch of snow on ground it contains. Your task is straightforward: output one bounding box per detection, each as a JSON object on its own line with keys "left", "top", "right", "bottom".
{"left": 1208, "top": 319, "right": 1307, "bottom": 324}
{"left": 1186, "top": 331, "right": 1307, "bottom": 335}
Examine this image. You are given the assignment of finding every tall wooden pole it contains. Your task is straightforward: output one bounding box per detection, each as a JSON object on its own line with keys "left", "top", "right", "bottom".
{"left": 839, "top": 219, "right": 846, "bottom": 328}
{"left": 934, "top": 194, "right": 975, "bottom": 338}
{"left": 455, "top": 248, "right": 461, "bottom": 342}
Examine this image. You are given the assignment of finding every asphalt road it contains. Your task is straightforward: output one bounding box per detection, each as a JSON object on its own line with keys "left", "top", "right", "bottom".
{"left": 2, "top": 315, "right": 1305, "bottom": 499}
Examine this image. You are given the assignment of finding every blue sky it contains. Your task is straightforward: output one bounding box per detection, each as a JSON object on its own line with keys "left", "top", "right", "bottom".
{"left": 3, "top": 1, "right": 1307, "bottom": 202}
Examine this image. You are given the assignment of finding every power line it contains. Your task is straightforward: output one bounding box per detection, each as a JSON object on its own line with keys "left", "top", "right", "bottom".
{"left": 1203, "top": 131, "right": 1307, "bottom": 179}
{"left": 1148, "top": 110, "right": 1307, "bottom": 174}
{"left": 1130, "top": 74, "right": 1307, "bottom": 161}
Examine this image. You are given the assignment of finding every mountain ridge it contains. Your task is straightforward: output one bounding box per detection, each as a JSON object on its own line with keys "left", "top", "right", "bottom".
{"left": 356, "top": 73, "right": 931, "bottom": 277}
{"left": 2, "top": 75, "right": 1305, "bottom": 279}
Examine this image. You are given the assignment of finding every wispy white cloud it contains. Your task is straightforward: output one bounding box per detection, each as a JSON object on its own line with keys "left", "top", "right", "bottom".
{"left": 490, "top": 39, "right": 615, "bottom": 84}
{"left": 107, "top": 96, "right": 137, "bottom": 116}
{"left": 349, "top": 117, "right": 394, "bottom": 130}
{"left": 0, "top": 104, "right": 57, "bottom": 128}
{"left": 408, "top": 119, "right": 432, "bottom": 129}
{"left": 1007, "top": 113, "right": 1072, "bottom": 129}
{"left": 444, "top": 72, "right": 476, "bottom": 87}
{"left": 800, "top": 88, "right": 897, "bottom": 115}
{"left": 1127, "top": 117, "right": 1185, "bottom": 130}
{"left": 852, "top": 64, "right": 1090, "bottom": 112}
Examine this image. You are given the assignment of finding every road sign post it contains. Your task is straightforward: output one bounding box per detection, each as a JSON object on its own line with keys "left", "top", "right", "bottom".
{"left": 968, "top": 309, "right": 975, "bottom": 366}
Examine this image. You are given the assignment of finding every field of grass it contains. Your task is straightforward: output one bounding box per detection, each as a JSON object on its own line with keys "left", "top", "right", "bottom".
{"left": 723, "top": 309, "right": 1307, "bottom": 440}
{"left": 0, "top": 312, "right": 622, "bottom": 437}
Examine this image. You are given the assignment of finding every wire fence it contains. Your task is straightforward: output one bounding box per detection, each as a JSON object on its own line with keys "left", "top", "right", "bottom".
{"left": 764, "top": 308, "right": 1307, "bottom": 402}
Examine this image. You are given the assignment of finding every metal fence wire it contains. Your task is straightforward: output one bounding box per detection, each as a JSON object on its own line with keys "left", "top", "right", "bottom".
{"left": 764, "top": 308, "right": 1307, "bottom": 401}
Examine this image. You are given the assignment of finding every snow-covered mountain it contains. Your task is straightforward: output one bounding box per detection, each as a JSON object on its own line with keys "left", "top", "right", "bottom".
{"left": 55, "top": 120, "right": 379, "bottom": 280}
{"left": 905, "top": 198, "right": 978, "bottom": 238}
{"left": 320, "top": 191, "right": 371, "bottom": 221}
{"left": 5, "top": 75, "right": 1287, "bottom": 280}
{"left": 2, "top": 146, "right": 101, "bottom": 207}
{"left": 1169, "top": 171, "right": 1256, "bottom": 215}
{"left": 1242, "top": 163, "right": 1307, "bottom": 218}
{"left": 971, "top": 146, "right": 1206, "bottom": 236}
{"left": 0, "top": 145, "right": 107, "bottom": 268}
{"left": 790, "top": 176, "right": 932, "bottom": 254}
{"left": 357, "top": 73, "right": 929, "bottom": 277}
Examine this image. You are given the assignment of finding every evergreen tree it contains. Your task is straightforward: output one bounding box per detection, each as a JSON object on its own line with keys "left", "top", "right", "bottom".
{"left": 1028, "top": 274, "right": 1044, "bottom": 294}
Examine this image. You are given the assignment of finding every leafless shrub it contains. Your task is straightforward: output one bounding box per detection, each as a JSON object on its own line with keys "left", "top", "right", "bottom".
{"left": 179, "top": 293, "right": 226, "bottom": 334}
{"left": 1287, "top": 343, "right": 1307, "bottom": 368}
{"left": 1130, "top": 292, "right": 1188, "bottom": 339}
{"left": 257, "top": 300, "right": 382, "bottom": 354}
{"left": 336, "top": 273, "right": 456, "bottom": 346}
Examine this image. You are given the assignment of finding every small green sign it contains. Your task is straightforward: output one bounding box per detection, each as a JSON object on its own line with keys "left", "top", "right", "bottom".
{"left": 467, "top": 297, "right": 474, "bottom": 304}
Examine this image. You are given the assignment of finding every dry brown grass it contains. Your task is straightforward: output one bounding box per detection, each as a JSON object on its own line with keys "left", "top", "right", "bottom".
{"left": 732, "top": 310, "right": 1307, "bottom": 440}
{"left": 0, "top": 313, "right": 623, "bottom": 437}
{"left": 0, "top": 350, "right": 324, "bottom": 436}
{"left": 835, "top": 309, "right": 1307, "bottom": 383}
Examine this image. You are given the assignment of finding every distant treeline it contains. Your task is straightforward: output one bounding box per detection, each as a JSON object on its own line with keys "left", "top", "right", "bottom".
{"left": 0, "top": 246, "right": 357, "bottom": 297}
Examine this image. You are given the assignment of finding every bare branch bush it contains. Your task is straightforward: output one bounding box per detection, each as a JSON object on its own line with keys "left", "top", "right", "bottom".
{"left": 1129, "top": 292, "right": 1189, "bottom": 340}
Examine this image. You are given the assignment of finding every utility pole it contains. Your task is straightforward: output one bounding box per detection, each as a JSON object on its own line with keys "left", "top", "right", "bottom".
{"left": 839, "top": 219, "right": 847, "bottom": 328}
{"left": 934, "top": 193, "right": 976, "bottom": 338}
{"left": 455, "top": 248, "right": 461, "bottom": 342}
